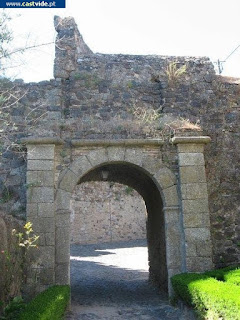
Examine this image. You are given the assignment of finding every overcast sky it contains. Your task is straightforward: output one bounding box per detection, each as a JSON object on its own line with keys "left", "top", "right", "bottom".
{"left": 4, "top": 0, "right": 240, "bottom": 82}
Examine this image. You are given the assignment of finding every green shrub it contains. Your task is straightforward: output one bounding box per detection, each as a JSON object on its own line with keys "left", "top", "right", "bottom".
{"left": 223, "top": 268, "right": 240, "bottom": 286}
{"left": 171, "top": 270, "right": 240, "bottom": 320}
{"left": 204, "top": 265, "right": 238, "bottom": 281}
{"left": 19, "top": 285, "right": 70, "bottom": 320}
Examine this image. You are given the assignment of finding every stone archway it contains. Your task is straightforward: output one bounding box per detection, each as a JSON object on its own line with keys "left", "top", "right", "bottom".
{"left": 55, "top": 147, "right": 182, "bottom": 294}
{"left": 23, "top": 137, "right": 213, "bottom": 296}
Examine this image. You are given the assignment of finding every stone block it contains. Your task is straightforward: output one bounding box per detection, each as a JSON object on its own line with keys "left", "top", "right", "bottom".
{"left": 28, "top": 160, "right": 54, "bottom": 171}
{"left": 182, "top": 199, "right": 209, "bottom": 214}
{"left": 27, "top": 187, "right": 54, "bottom": 203}
{"left": 45, "top": 233, "right": 55, "bottom": 246}
{"left": 107, "top": 146, "right": 125, "bottom": 162}
{"left": 164, "top": 209, "right": 180, "bottom": 224}
{"left": 183, "top": 213, "right": 203, "bottom": 228}
{"left": 27, "top": 145, "right": 55, "bottom": 160}
{"left": 87, "top": 148, "right": 108, "bottom": 167}
{"left": 70, "top": 155, "right": 92, "bottom": 177}
{"left": 185, "top": 242, "right": 197, "bottom": 257}
{"left": 125, "top": 148, "right": 143, "bottom": 167}
{"left": 178, "top": 144, "right": 204, "bottom": 153}
{"left": 39, "top": 268, "right": 55, "bottom": 285}
{"left": 56, "top": 232, "right": 70, "bottom": 264}
{"left": 181, "top": 183, "right": 208, "bottom": 200}
{"left": 196, "top": 240, "right": 213, "bottom": 257}
{"left": 38, "top": 246, "right": 55, "bottom": 269}
{"left": 185, "top": 227, "right": 211, "bottom": 242}
{"left": 162, "top": 185, "right": 179, "bottom": 207}
{"left": 178, "top": 153, "right": 204, "bottom": 166}
{"left": 186, "top": 257, "right": 213, "bottom": 272}
{"left": 39, "top": 218, "right": 55, "bottom": 233}
{"left": 58, "top": 169, "right": 79, "bottom": 192}
{"left": 27, "top": 171, "right": 54, "bottom": 187}
{"left": 142, "top": 156, "right": 162, "bottom": 175}
{"left": 154, "top": 167, "right": 177, "bottom": 189}
{"left": 56, "top": 214, "right": 70, "bottom": 228}
{"left": 55, "top": 263, "right": 70, "bottom": 285}
{"left": 179, "top": 166, "right": 206, "bottom": 184}
{"left": 55, "top": 189, "right": 71, "bottom": 211}
{"left": 26, "top": 203, "right": 38, "bottom": 218}
{"left": 38, "top": 203, "right": 55, "bottom": 217}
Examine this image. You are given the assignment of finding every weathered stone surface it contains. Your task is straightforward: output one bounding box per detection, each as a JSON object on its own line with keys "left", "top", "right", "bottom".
{"left": 178, "top": 153, "right": 205, "bottom": 166}
{"left": 27, "top": 145, "right": 55, "bottom": 160}
{"left": 56, "top": 228, "right": 70, "bottom": 263}
{"left": 182, "top": 199, "right": 209, "bottom": 214}
{"left": 186, "top": 257, "right": 213, "bottom": 272}
{"left": 27, "top": 187, "right": 54, "bottom": 203}
{"left": 45, "top": 233, "right": 55, "bottom": 246}
{"left": 185, "top": 227, "right": 211, "bottom": 242}
{"left": 27, "top": 203, "right": 38, "bottom": 217}
{"left": 154, "top": 167, "right": 177, "bottom": 189}
{"left": 179, "top": 166, "right": 206, "bottom": 184}
{"left": 55, "top": 189, "right": 71, "bottom": 211}
{"left": 38, "top": 246, "right": 55, "bottom": 269}
{"left": 181, "top": 183, "right": 208, "bottom": 200}
{"left": 125, "top": 148, "right": 143, "bottom": 167}
{"left": 55, "top": 263, "right": 69, "bottom": 285}
{"left": 69, "top": 156, "right": 92, "bottom": 177}
{"left": 162, "top": 185, "right": 179, "bottom": 207}
{"left": 87, "top": 148, "right": 108, "bottom": 167}
{"left": 27, "top": 171, "right": 54, "bottom": 187}
{"left": 39, "top": 268, "right": 55, "bottom": 285}
{"left": 196, "top": 240, "right": 212, "bottom": 257}
{"left": 183, "top": 212, "right": 210, "bottom": 228}
{"left": 58, "top": 169, "right": 79, "bottom": 192}
{"left": 27, "top": 160, "right": 54, "bottom": 171}
{"left": 107, "top": 147, "right": 125, "bottom": 162}
{"left": 38, "top": 203, "right": 55, "bottom": 217}
{"left": 142, "top": 156, "right": 162, "bottom": 175}
{"left": 177, "top": 144, "right": 204, "bottom": 153}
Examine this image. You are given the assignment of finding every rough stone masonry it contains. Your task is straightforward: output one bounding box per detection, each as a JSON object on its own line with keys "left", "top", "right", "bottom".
{"left": 1, "top": 15, "right": 240, "bottom": 296}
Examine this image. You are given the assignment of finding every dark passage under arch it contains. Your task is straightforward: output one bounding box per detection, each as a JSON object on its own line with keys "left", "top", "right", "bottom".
{"left": 79, "top": 162, "right": 168, "bottom": 291}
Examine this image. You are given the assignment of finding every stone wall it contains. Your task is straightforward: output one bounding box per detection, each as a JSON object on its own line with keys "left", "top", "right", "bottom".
{"left": 70, "top": 181, "right": 147, "bottom": 244}
{"left": 0, "top": 15, "right": 240, "bottom": 271}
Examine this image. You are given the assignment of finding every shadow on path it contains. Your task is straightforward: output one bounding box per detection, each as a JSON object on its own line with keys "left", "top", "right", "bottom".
{"left": 66, "top": 239, "right": 195, "bottom": 320}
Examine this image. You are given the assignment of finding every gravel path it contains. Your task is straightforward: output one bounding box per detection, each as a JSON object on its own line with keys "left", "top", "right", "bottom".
{"left": 65, "top": 240, "right": 195, "bottom": 320}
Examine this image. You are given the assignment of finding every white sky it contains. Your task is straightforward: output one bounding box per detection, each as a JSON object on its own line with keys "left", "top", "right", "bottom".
{"left": 4, "top": 0, "right": 240, "bottom": 82}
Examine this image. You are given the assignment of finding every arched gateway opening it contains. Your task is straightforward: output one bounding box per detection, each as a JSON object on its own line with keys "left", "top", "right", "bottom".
{"left": 54, "top": 145, "right": 184, "bottom": 296}
{"left": 24, "top": 138, "right": 214, "bottom": 297}
{"left": 74, "top": 162, "right": 168, "bottom": 290}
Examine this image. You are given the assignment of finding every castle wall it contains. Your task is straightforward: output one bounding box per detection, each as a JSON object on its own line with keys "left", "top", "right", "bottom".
{"left": 1, "top": 16, "right": 240, "bottom": 270}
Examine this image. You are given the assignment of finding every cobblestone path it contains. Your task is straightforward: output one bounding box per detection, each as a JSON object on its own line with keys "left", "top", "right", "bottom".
{"left": 65, "top": 240, "right": 195, "bottom": 320}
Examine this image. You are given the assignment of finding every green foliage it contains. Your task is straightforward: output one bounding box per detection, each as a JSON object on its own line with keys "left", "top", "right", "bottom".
{"left": 171, "top": 266, "right": 240, "bottom": 320}
{"left": 19, "top": 286, "right": 70, "bottom": 320}
{"left": 0, "top": 296, "right": 25, "bottom": 320}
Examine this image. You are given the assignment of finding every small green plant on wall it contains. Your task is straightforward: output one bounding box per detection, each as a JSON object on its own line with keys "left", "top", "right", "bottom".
{"left": 0, "top": 222, "right": 39, "bottom": 315}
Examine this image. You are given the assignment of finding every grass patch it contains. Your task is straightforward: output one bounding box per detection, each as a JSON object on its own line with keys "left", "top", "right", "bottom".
{"left": 19, "top": 285, "right": 70, "bottom": 320}
{"left": 171, "top": 266, "right": 240, "bottom": 320}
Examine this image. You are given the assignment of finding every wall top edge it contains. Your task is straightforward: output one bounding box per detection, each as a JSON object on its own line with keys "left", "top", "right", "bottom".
{"left": 71, "top": 139, "right": 164, "bottom": 147}
{"left": 171, "top": 136, "right": 211, "bottom": 144}
{"left": 21, "top": 137, "right": 64, "bottom": 145}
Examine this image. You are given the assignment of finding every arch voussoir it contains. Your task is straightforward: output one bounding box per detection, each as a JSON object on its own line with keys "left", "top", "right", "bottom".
{"left": 107, "top": 146, "right": 125, "bottom": 162}
{"left": 86, "top": 148, "right": 108, "bottom": 167}
{"left": 69, "top": 155, "right": 93, "bottom": 177}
